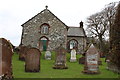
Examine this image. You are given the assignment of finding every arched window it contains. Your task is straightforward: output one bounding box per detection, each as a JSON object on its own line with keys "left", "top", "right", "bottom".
{"left": 41, "top": 23, "right": 49, "bottom": 34}
{"left": 69, "top": 40, "right": 78, "bottom": 49}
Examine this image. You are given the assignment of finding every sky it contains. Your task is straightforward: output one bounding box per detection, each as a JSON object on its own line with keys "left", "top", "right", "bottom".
{"left": 0, "top": 0, "right": 119, "bottom": 46}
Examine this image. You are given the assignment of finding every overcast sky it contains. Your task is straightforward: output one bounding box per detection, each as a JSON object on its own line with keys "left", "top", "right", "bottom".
{"left": 0, "top": 0, "right": 119, "bottom": 46}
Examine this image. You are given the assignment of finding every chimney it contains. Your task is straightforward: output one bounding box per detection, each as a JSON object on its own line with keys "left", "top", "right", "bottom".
{"left": 80, "top": 21, "right": 83, "bottom": 28}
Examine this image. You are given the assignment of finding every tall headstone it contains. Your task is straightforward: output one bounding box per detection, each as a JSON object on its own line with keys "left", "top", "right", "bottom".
{"left": 53, "top": 44, "right": 68, "bottom": 69}
{"left": 0, "top": 38, "right": 13, "bottom": 79}
{"left": 83, "top": 44, "right": 100, "bottom": 74}
{"left": 79, "top": 53, "right": 102, "bottom": 65}
{"left": 70, "top": 48, "right": 77, "bottom": 62}
{"left": 25, "top": 48, "right": 41, "bottom": 72}
{"left": 45, "top": 51, "right": 51, "bottom": 60}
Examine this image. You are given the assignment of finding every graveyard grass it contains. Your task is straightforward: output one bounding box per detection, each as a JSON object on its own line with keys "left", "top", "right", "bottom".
{"left": 12, "top": 52, "right": 119, "bottom": 78}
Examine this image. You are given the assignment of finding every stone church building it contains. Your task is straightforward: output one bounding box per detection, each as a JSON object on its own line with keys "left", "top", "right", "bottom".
{"left": 20, "top": 6, "right": 87, "bottom": 53}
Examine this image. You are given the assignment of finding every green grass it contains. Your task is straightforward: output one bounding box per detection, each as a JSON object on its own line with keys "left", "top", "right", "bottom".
{"left": 12, "top": 52, "right": 119, "bottom": 78}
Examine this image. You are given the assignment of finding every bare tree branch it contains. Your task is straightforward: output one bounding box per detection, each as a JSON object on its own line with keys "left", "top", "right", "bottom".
{"left": 86, "top": 2, "right": 118, "bottom": 52}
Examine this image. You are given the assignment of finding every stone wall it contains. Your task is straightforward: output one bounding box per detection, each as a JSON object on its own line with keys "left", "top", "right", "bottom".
{"left": 21, "top": 9, "right": 67, "bottom": 51}
{"left": 67, "top": 36, "right": 87, "bottom": 53}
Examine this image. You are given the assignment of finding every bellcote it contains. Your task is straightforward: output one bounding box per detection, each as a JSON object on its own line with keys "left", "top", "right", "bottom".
{"left": 80, "top": 21, "right": 83, "bottom": 28}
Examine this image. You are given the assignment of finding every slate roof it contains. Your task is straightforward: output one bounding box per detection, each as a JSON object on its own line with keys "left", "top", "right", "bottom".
{"left": 67, "top": 27, "right": 86, "bottom": 37}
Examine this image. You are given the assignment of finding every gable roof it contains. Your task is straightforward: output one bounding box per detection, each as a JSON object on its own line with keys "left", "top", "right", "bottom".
{"left": 21, "top": 8, "right": 68, "bottom": 29}
{"left": 67, "top": 27, "right": 86, "bottom": 37}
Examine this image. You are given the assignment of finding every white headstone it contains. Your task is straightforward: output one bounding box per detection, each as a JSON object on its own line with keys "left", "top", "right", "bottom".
{"left": 70, "top": 49, "right": 77, "bottom": 62}
{"left": 45, "top": 51, "right": 51, "bottom": 60}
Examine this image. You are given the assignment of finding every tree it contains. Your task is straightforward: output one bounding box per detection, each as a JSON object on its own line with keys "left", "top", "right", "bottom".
{"left": 109, "top": 2, "right": 120, "bottom": 73}
{"left": 86, "top": 2, "right": 118, "bottom": 53}
{"left": 86, "top": 11, "right": 108, "bottom": 53}
{"left": 103, "top": 2, "right": 118, "bottom": 49}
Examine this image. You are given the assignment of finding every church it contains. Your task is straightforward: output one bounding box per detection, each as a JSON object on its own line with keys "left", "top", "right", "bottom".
{"left": 20, "top": 6, "right": 87, "bottom": 53}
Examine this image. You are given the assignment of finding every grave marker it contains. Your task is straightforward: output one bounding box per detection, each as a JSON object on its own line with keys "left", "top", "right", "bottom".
{"left": 25, "top": 48, "right": 41, "bottom": 72}
{"left": 19, "top": 45, "right": 30, "bottom": 61}
{"left": 53, "top": 44, "right": 68, "bottom": 69}
{"left": 45, "top": 51, "right": 51, "bottom": 60}
{"left": 79, "top": 56, "right": 85, "bottom": 64}
{"left": 70, "top": 48, "right": 77, "bottom": 62}
{"left": 83, "top": 44, "right": 100, "bottom": 74}
{"left": 0, "top": 38, "right": 13, "bottom": 79}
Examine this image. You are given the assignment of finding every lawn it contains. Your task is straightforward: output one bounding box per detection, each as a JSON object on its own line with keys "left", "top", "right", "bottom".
{"left": 12, "top": 52, "right": 119, "bottom": 78}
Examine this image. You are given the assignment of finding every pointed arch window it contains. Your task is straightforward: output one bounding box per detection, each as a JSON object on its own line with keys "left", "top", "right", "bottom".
{"left": 40, "top": 23, "right": 50, "bottom": 34}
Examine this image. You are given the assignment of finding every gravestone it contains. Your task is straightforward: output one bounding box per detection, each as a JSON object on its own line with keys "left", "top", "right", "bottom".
{"left": 53, "top": 44, "right": 68, "bottom": 69}
{"left": 79, "top": 53, "right": 85, "bottom": 64}
{"left": 19, "top": 45, "right": 30, "bottom": 61}
{"left": 70, "top": 48, "right": 77, "bottom": 62}
{"left": 98, "top": 53, "right": 102, "bottom": 65}
{"left": 79, "top": 48, "right": 102, "bottom": 65}
{"left": 83, "top": 44, "right": 100, "bottom": 74}
{"left": 25, "top": 48, "right": 41, "bottom": 72}
{"left": 45, "top": 51, "right": 51, "bottom": 60}
{"left": 79, "top": 56, "right": 85, "bottom": 64}
{"left": 0, "top": 38, "right": 13, "bottom": 79}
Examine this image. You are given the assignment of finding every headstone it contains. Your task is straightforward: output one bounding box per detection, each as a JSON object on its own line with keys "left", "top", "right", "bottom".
{"left": 98, "top": 53, "right": 102, "bottom": 65}
{"left": 82, "top": 44, "right": 100, "bottom": 74}
{"left": 79, "top": 57, "right": 85, "bottom": 64}
{"left": 0, "top": 38, "right": 13, "bottom": 79}
{"left": 79, "top": 52, "right": 85, "bottom": 64}
{"left": 79, "top": 53, "right": 102, "bottom": 65}
{"left": 25, "top": 48, "right": 41, "bottom": 72}
{"left": 19, "top": 45, "right": 30, "bottom": 61}
{"left": 53, "top": 44, "right": 68, "bottom": 69}
{"left": 45, "top": 51, "right": 51, "bottom": 60}
{"left": 70, "top": 48, "right": 77, "bottom": 62}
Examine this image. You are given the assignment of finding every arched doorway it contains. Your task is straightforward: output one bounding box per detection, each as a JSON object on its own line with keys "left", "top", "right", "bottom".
{"left": 40, "top": 37, "right": 49, "bottom": 51}
{"left": 67, "top": 39, "right": 78, "bottom": 52}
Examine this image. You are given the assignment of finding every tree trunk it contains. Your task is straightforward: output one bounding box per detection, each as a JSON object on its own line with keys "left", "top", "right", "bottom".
{"left": 98, "top": 34, "right": 104, "bottom": 54}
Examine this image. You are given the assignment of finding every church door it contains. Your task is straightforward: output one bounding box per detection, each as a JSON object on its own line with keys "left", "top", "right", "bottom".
{"left": 40, "top": 37, "right": 48, "bottom": 51}
{"left": 42, "top": 40, "right": 47, "bottom": 51}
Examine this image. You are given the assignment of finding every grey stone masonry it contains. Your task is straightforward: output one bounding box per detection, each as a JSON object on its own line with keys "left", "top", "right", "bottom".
{"left": 20, "top": 6, "right": 87, "bottom": 53}
{"left": 21, "top": 8, "right": 68, "bottom": 51}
